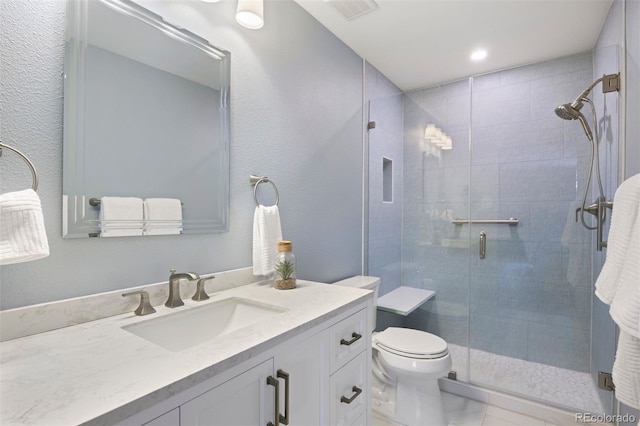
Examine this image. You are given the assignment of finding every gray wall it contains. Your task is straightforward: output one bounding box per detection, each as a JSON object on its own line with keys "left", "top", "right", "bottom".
{"left": 0, "top": 0, "right": 364, "bottom": 309}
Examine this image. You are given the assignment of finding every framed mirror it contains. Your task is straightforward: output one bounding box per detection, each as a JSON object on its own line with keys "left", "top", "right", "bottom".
{"left": 63, "top": 0, "right": 230, "bottom": 238}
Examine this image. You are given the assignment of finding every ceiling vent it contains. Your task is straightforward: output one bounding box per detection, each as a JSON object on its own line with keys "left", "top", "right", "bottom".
{"left": 326, "top": 0, "right": 379, "bottom": 21}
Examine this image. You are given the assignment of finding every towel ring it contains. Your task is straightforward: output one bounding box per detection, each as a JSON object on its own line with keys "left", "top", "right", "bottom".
{"left": 250, "top": 175, "right": 279, "bottom": 207}
{"left": 0, "top": 142, "right": 39, "bottom": 191}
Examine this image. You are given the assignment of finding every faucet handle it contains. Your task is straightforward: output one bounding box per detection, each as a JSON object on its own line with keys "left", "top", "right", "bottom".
{"left": 122, "top": 290, "right": 156, "bottom": 316}
{"left": 192, "top": 276, "right": 215, "bottom": 301}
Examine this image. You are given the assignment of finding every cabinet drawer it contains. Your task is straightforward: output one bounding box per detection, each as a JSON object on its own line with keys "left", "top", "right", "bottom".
{"left": 330, "top": 309, "right": 367, "bottom": 373}
{"left": 330, "top": 351, "right": 368, "bottom": 426}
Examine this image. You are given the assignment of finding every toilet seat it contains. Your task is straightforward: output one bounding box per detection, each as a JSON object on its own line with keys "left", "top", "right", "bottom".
{"left": 374, "top": 327, "right": 448, "bottom": 359}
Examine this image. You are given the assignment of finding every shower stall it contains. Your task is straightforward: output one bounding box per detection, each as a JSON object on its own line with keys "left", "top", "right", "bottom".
{"left": 366, "top": 46, "right": 621, "bottom": 415}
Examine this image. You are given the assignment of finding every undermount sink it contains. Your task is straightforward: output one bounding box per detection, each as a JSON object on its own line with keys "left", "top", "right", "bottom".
{"left": 122, "top": 297, "right": 288, "bottom": 352}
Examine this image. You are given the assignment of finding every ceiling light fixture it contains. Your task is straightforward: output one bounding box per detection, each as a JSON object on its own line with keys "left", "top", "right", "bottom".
{"left": 470, "top": 49, "right": 487, "bottom": 62}
{"left": 200, "top": 0, "right": 221, "bottom": 3}
{"left": 236, "top": 0, "right": 264, "bottom": 29}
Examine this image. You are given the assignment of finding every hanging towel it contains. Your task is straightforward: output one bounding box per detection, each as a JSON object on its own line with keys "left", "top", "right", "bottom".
{"left": 252, "top": 205, "right": 282, "bottom": 276}
{"left": 595, "top": 173, "right": 640, "bottom": 409}
{"left": 143, "top": 198, "right": 183, "bottom": 236}
{"left": 0, "top": 189, "right": 49, "bottom": 265}
{"left": 99, "top": 196, "right": 143, "bottom": 237}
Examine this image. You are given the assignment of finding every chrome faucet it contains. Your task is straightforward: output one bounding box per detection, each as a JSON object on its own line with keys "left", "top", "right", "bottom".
{"left": 166, "top": 269, "right": 199, "bottom": 308}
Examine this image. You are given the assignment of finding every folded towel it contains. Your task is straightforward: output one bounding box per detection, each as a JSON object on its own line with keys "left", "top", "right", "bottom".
{"left": 143, "top": 198, "right": 183, "bottom": 236}
{"left": 0, "top": 189, "right": 49, "bottom": 265}
{"left": 99, "top": 197, "right": 143, "bottom": 237}
{"left": 595, "top": 173, "right": 640, "bottom": 409}
{"left": 252, "top": 205, "right": 282, "bottom": 276}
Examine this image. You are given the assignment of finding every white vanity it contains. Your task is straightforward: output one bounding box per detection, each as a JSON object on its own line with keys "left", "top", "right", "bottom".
{"left": 0, "top": 271, "right": 373, "bottom": 425}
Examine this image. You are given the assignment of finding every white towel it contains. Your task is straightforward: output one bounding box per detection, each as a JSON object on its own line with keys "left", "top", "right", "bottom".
{"left": 143, "top": 198, "right": 183, "bottom": 236}
{"left": 0, "top": 189, "right": 49, "bottom": 265}
{"left": 595, "top": 173, "right": 640, "bottom": 409}
{"left": 99, "top": 196, "right": 143, "bottom": 237}
{"left": 252, "top": 205, "right": 282, "bottom": 276}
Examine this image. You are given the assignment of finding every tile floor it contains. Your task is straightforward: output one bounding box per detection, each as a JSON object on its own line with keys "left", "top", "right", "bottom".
{"left": 447, "top": 344, "right": 603, "bottom": 414}
{"left": 372, "top": 392, "right": 611, "bottom": 426}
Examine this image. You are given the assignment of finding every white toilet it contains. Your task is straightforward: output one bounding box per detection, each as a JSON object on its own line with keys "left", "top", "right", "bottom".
{"left": 334, "top": 276, "right": 452, "bottom": 426}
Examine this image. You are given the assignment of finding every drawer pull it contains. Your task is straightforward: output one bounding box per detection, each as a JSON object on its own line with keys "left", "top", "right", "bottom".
{"left": 277, "top": 369, "right": 290, "bottom": 425}
{"left": 267, "top": 375, "right": 280, "bottom": 426}
{"left": 340, "top": 332, "right": 362, "bottom": 346}
{"left": 340, "top": 386, "right": 362, "bottom": 404}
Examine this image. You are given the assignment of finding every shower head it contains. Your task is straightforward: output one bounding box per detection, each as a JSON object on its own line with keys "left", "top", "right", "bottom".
{"left": 554, "top": 101, "right": 593, "bottom": 142}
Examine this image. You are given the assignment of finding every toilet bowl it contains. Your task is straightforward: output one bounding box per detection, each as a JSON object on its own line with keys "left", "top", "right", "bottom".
{"left": 333, "top": 276, "right": 451, "bottom": 426}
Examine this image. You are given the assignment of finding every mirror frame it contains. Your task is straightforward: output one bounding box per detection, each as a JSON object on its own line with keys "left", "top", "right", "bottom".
{"left": 62, "top": 0, "right": 230, "bottom": 238}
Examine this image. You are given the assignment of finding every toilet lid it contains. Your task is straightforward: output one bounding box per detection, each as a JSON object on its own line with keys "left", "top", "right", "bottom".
{"left": 374, "top": 327, "right": 448, "bottom": 359}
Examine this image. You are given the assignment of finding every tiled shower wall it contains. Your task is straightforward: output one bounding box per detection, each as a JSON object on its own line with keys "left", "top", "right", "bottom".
{"left": 401, "top": 52, "right": 596, "bottom": 373}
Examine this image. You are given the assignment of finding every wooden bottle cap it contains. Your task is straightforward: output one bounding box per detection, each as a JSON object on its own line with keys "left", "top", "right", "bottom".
{"left": 278, "top": 241, "right": 292, "bottom": 252}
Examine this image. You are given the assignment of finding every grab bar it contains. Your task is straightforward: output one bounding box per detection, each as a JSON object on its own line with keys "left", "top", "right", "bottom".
{"left": 451, "top": 218, "right": 519, "bottom": 226}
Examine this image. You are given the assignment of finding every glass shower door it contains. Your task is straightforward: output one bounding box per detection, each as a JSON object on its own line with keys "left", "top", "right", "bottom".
{"left": 467, "top": 56, "right": 603, "bottom": 413}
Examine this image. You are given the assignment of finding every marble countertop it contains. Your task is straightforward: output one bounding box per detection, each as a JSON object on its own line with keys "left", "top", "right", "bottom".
{"left": 0, "top": 280, "right": 371, "bottom": 425}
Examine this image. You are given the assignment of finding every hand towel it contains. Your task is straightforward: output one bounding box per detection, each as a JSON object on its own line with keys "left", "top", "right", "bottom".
{"left": 594, "top": 173, "right": 640, "bottom": 409}
{"left": 0, "top": 189, "right": 50, "bottom": 265}
{"left": 99, "top": 196, "right": 143, "bottom": 237}
{"left": 252, "top": 205, "right": 282, "bottom": 276}
{"left": 143, "top": 198, "right": 183, "bottom": 236}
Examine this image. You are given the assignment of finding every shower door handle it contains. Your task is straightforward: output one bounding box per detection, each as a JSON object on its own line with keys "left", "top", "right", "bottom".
{"left": 479, "top": 231, "right": 486, "bottom": 260}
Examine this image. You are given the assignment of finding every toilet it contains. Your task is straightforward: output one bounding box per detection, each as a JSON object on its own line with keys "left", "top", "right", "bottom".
{"left": 334, "top": 276, "right": 452, "bottom": 426}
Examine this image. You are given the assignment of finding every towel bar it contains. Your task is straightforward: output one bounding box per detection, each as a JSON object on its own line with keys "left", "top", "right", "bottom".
{"left": 89, "top": 198, "right": 183, "bottom": 206}
{"left": 451, "top": 218, "right": 519, "bottom": 225}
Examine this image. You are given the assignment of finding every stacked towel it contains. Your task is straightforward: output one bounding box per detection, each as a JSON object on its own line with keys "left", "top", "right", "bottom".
{"left": 99, "top": 197, "right": 144, "bottom": 237}
{"left": 595, "top": 173, "right": 640, "bottom": 409}
{"left": 252, "top": 205, "right": 282, "bottom": 276}
{"left": 0, "top": 189, "right": 49, "bottom": 265}
{"left": 143, "top": 198, "right": 182, "bottom": 236}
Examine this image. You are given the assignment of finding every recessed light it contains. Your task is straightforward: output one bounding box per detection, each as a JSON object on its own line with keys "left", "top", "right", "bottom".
{"left": 471, "top": 49, "right": 488, "bottom": 61}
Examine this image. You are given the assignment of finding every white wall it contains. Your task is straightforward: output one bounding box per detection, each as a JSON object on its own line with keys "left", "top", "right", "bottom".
{"left": 0, "top": 0, "right": 364, "bottom": 309}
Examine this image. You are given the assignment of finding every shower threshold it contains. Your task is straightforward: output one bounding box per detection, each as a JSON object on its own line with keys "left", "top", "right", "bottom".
{"left": 445, "top": 344, "right": 605, "bottom": 418}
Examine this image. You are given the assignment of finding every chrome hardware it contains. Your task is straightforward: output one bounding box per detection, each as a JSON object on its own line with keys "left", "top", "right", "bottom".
{"left": 250, "top": 175, "right": 279, "bottom": 207}
{"left": 597, "top": 197, "right": 613, "bottom": 251}
{"left": 576, "top": 197, "right": 614, "bottom": 251}
{"left": 277, "top": 370, "right": 290, "bottom": 425}
{"left": 479, "top": 231, "right": 487, "bottom": 260}
{"left": 340, "top": 332, "right": 362, "bottom": 346}
{"left": 122, "top": 290, "right": 156, "bottom": 316}
{"left": 192, "top": 276, "right": 215, "bottom": 301}
{"left": 598, "top": 371, "right": 615, "bottom": 391}
{"left": 340, "top": 386, "right": 362, "bottom": 404}
{"left": 0, "top": 142, "right": 39, "bottom": 191}
{"left": 267, "top": 375, "right": 280, "bottom": 426}
{"left": 452, "top": 218, "right": 518, "bottom": 226}
{"left": 367, "top": 121, "right": 376, "bottom": 130}
{"left": 447, "top": 371, "right": 457, "bottom": 381}
{"left": 165, "top": 269, "right": 199, "bottom": 308}
{"left": 602, "top": 73, "right": 620, "bottom": 93}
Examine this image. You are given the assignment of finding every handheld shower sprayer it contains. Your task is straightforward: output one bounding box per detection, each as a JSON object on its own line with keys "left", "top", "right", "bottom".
{"left": 554, "top": 72, "right": 620, "bottom": 251}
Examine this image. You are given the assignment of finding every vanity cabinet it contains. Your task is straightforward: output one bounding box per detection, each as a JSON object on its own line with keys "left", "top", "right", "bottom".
{"left": 122, "top": 303, "right": 370, "bottom": 426}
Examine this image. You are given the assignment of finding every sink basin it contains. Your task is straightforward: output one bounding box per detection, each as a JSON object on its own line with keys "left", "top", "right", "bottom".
{"left": 122, "top": 297, "right": 287, "bottom": 352}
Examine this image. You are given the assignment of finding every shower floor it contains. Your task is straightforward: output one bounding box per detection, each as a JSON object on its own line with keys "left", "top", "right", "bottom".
{"left": 448, "top": 344, "right": 604, "bottom": 415}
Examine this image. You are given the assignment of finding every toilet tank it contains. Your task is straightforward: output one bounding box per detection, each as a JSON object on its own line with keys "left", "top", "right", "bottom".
{"left": 332, "top": 276, "right": 380, "bottom": 331}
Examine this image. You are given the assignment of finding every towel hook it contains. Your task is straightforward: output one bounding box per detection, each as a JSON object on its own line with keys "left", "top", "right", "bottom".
{"left": 250, "top": 175, "right": 279, "bottom": 207}
{"left": 0, "top": 142, "right": 39, "bottom": 191}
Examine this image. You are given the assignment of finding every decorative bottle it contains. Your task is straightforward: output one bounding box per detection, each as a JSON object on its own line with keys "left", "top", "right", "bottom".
{"left": 274, "top": 241, "right": 296, "bottom": 290}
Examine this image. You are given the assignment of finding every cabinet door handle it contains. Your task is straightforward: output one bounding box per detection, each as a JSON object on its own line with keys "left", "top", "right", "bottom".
{"left": 340, "top": 386, "right": 362, "bottom": 404}
{"left": 276, "top": 369, "right": 290, "bottom": 425}
{"left": 267, "top": 376, "right": 279, "bottom": 426}
{"left": 340, "top": 332, "right": 362, "bottom": 346}
{"left": 479, "top": 231, "right": 486, "bottom": 260}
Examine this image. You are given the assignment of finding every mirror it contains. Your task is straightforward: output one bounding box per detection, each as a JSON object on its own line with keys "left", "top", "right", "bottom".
{"left": 63, "top": 0, "right": 230, "bottom": 238}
